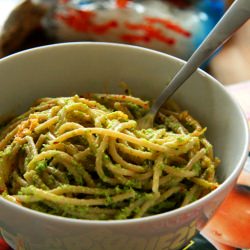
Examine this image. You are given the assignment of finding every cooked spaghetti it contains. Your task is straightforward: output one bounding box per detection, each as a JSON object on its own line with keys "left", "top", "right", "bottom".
{"left": 0, "top": 94, "right": 220, "bottom": 220}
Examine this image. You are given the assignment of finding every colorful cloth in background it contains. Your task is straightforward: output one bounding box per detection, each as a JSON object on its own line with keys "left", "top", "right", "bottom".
{"left": 42, "top": 0, "right": 225, "bottom": 60}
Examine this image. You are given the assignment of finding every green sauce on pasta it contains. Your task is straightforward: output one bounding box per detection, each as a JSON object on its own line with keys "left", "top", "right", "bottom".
{"left": 0, "top": 94, "right": 220, "bottom": 220}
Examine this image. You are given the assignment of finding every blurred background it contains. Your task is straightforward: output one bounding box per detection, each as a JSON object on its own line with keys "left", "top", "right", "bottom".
{"left": 0, "top": 0, "right": 249, "bottom": 84}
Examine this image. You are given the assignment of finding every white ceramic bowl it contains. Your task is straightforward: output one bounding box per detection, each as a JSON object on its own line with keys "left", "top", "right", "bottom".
{"left": 0, "top": 43, "right": 248, "bottom": 250}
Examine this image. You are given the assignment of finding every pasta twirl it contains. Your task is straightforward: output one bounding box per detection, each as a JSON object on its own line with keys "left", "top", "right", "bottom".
{"left": 0, "top": 94, "right": 220, "bottom": 220}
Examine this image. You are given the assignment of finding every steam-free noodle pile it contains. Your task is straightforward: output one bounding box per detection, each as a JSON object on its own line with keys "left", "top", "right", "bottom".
{"left": 0, "top": 94, "right": 220, "bottom": 220}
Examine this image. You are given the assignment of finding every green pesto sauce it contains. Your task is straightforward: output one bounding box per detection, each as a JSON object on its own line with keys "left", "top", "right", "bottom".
{"left": 35, "top": 160, "right": 48, "bottom": 173}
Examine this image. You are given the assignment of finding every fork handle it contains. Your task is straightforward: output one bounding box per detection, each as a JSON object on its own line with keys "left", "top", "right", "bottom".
{"left": 150, "top": 0, "right": 250, "bottom": 115}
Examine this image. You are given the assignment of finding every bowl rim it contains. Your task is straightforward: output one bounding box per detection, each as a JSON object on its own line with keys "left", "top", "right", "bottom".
{"left": 0, "top": 42, "right": 249, "bottom": 226}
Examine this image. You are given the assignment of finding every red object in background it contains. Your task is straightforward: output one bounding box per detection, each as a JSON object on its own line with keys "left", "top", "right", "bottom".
{"left": 0, "top": 238, "right": 11, "bottom": 250}
{"left": 56, "top": 3, "right": 192, "bottom": 47}
{"left": 145, "top": 17, "right": 191, "bottom": 37}
{"left": 56, "top": 9, "right": 118, "bottom": 34}
{"left": 121, "top": 17, "right": 191, "bottom": 45}
{"left": 202, "top": 170, "right": 250, "bottom": 249}
{"left": 122, "top": 22, "right": 176, "bottom": 45}
{"left": 116, "top": 0, "right": 130, "bottom": 8}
